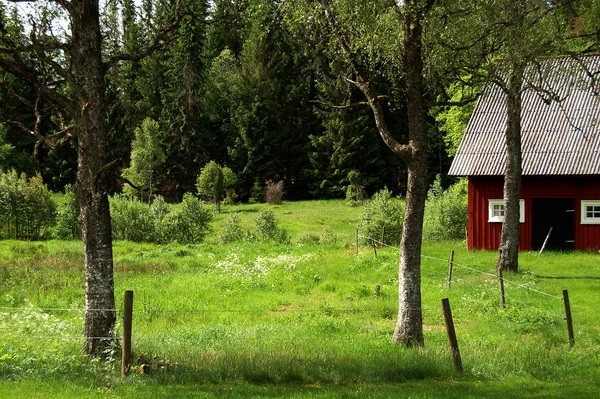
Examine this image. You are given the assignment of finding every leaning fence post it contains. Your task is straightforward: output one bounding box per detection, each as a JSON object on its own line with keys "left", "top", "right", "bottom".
{"left": 121, "top": 290, "right": 134, "bottom": 377}
{"left": 563, "top": 289, "right": 574, "bottom": 347}
{"left": 441, "top": 298, "right": 463, "bottom": 372}
{"left": 447, "top": 250, "right": 455, "bottom": 288}
{"left": 498, "top": 267, "right": 506, "bottom": 308}
{"left": 371, "top": 236, "right": 377, "bottom": 257}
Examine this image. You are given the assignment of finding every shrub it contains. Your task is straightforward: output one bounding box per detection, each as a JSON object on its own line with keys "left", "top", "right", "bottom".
{"left": 296, "top": 231, "right": 320, "bottom": 245}
{"left": 160, "top": 193, "right": 214, "bottom": 244}
{"left": 319, "top": 227, "right": 337, "bottom": 245}
{"left": 149, "top": 195, "right": 170, "bottom": 243}
{"left": 0, "top": 170, "right": 55, "bottom": 240}
{"left": 345, "top": 170, "right": 366, "bottom": 206}
{"left": 54, "top": 184, "right": 81, "bottom": 240}
{"left": 219, "top": 213, "right": 245, "bottom": 243}
{"left": 109, "top": 194, "right": 154, "bottom": 242}
{"left": 423, "top": 178, "right": 468, "bottom": 241}
{"left": 357, "top": 188, "right": 404, "bottom": 246}
{"left": 254, "top": 208, "right": 289, "bottom": 243}
{"left": 265, "top": 180, "right": 284, "bottom": 204}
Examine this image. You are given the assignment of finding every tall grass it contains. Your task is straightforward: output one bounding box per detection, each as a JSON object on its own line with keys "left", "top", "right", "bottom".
{"left": 0, "top": 200, "right": 599, "bottom": 397}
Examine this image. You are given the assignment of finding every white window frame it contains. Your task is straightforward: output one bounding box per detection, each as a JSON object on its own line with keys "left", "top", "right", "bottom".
{"left": 488, "top": 199, "right": 525, "bottom": 223}
{"left": 581, "top": 200, "right": 600, "bottom": 225}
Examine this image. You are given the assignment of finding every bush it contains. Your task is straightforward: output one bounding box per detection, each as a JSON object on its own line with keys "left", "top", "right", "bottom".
{"left": 54, "top": 184, "right": 81, "bottom": 240}
{"left": 295, "top": 231, "right": 320, "bottom": 245}
{"left": 319, "top": 227, "right": 337, "bottom": 245}
{"left": 149, "top": 195, "right": 170, "bottom": 243}
{"left": 345, "top": 170, "right": 366, "bottom": 206}
{"left": 254, "top": 208, "right": 289, "bottom": 243}
{"left": 219, "top": 213, "right": 245, "bottom": 243}
{"left": 161, "top": 193, "right": 214, "bottom": 244}
{"left": 265, "top": 180, "right": 284, "bottom": 204}
{"left": 109, "top": 194, "right": 154, "bottom": 242}
{"left": 357, "top": 188, "right": 404, "bottom": 246}
{"left": 0, "top": 170, "right": 55, "bottom": 240}
{"left": 423, "top": 178, "right": 468, "bottom": 241}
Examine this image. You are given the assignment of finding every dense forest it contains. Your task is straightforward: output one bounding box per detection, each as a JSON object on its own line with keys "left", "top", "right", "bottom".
{"left": 0, "top": 0, "right": 491, "bottom": 202}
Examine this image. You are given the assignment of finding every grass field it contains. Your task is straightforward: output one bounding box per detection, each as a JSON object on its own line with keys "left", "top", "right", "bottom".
{"left": 1, "top": 200, "right": 599, "bottom": 398}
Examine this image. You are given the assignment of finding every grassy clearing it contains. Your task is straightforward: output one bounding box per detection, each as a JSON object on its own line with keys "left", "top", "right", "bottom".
{"left": 1, "top": 199, "right": 599, "bottom": 397}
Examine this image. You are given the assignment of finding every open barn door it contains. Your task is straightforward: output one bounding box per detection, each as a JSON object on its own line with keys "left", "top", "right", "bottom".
{"left": 531, "top": 198, "right": 575, "bottom": 251}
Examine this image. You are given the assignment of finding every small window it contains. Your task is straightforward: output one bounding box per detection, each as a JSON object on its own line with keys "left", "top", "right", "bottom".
{"left": 488, "top": 199, "right": 525, "bottom": 223}
{"left": 581, "top": 201, "right": 600, "bottom": 224}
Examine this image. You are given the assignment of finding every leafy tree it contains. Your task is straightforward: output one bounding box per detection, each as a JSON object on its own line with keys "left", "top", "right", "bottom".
{"left": 0, "top": 0, "right": 184, "bottom": 356}
{"left": 122, "top": 118, "right": 166, "bottom": 203}
{"left": 196, "top": 161, "right": 235, "bottom": 212}
{"left": 284, "top": 0, "right": 434, "bottom": 346}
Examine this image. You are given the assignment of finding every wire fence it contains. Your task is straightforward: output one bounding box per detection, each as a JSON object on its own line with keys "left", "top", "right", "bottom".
{"left": 0, "top": 238, "right": 574, "bottom": 347}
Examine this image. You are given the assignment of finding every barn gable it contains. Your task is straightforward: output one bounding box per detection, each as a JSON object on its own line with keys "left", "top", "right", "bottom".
{"left": 449, "top": 55, "right": 600, "bottom": 251}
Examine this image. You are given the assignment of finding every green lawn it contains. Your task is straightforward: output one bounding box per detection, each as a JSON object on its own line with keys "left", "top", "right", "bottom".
{"left": 1, "top": 199, "right": 599, "bottom": 398}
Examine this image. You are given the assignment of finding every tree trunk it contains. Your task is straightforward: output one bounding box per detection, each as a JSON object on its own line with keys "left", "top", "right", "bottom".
{"left": 70, "top": 0, "right": 116, "bottom": 356}
{"left": 391, "top": 2, "right": 428, "bottom": 346}
{"left": 496, "top": 65, "right": 524, "bottom": 273}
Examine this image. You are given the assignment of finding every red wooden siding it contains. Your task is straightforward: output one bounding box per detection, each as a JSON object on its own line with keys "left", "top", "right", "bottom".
{"left": 468, "top": 176, "right": 600, "bottom": 251}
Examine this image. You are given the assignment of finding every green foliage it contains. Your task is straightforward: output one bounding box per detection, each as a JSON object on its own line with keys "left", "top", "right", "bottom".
{"left": 0, "top": 126, "right": 13, "bottom": 171}
{"left": 434, "top": 84, "right": 477, "bottom": 157}
{"left": 357, "top": 188, "right": 404, "bottom": 246}
{"left": 196, "top": 161, "right": 235, "bottom": 212}
{"left": 423, "top": 178, "right": 468, "bottom": 241}
{"left": 161, "top": 193, "right": 214, "bottom": 244}
{"left": 218, "top": 213, "right": 246, "bottom": 243}
{"left": 253, "top": 208, "right": 289, "bottom": 243}
{"left": 122, "top": 118, "right": 166, "bottom": 202}
{"left": 345, "top": 170, "right": 366, "bottom": 206}
{"left": 295, "top": 227, "right": 337, "bottom": 246}
{"left": 0, "top": 170, "right": 55, "bottom": 240}
{"left": 53, "top": 185, "right": 81, "bottom": 240}
{"left": 110, "top": 194, "right": 155, "bottom": 242}
{"left": 110, "top": 193, "right": 213, "bottom": 244}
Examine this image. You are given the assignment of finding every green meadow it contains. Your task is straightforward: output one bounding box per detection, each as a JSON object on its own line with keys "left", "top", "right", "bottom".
{"left": 0, "top": 200, "right": 599, "bottom": 398}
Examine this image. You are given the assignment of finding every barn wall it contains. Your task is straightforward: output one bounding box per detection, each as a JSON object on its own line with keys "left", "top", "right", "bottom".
{"left": 468, "top": 176, "right": 600, "bottom": 251}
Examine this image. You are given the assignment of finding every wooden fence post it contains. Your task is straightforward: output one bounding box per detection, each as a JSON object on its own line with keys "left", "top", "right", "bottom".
{"left": 121, "top": 290, "right": 134, "bottom": 377}
{"left": 356, "top": 228, "right": 359, "bottom": 255}
{"left": 498, "top": 267, "right": 506, "bottom": 308}
{"left": 441, "top": 298, "right": 463, "bottom": 372}
{"left": 371, "top": 236, "right": 377, "bottom": 257}
{"left": 563, "top": 289, "right": 574, "bottom": 347}
{"left": 447, "top": 250, "right": 455, "bottom": 288}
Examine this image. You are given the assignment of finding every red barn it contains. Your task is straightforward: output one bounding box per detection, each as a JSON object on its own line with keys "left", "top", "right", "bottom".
{"left": 449, "top": 55, "right": 600, "bottom": 251}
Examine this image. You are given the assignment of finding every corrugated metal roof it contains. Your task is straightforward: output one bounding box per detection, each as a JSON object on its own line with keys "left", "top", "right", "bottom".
{"left": 449, "top": 55, "right": 600, "bottom": 176}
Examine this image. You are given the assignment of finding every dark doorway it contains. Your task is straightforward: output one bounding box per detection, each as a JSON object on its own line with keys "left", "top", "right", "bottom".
{"left": 531, "top": 198, "right": 575, "bottom": 251}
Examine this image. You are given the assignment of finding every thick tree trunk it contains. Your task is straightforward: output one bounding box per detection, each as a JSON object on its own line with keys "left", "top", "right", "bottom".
{"left": 391, "top": 3, "right": 428, "bottom": 346}
{"left": 496, "top": 65, "right": 524, "bottom": 273}
{"left": 70, "top": 0, "right": 116, "bottom": 356}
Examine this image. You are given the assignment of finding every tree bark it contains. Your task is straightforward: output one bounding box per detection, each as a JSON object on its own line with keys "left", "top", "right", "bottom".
{"left": 496, "top": 64, "right": 524, "bottom": 273}
{"left": 391, "top": 1, "right": 428, "bottom": 346}
{"left": 70, "top": 0, "right": 116, "bottom": 355}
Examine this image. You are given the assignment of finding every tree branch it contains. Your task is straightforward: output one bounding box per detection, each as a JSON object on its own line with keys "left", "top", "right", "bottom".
{"left": 104, "top": 0, "right": 183, "bottom": 72}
